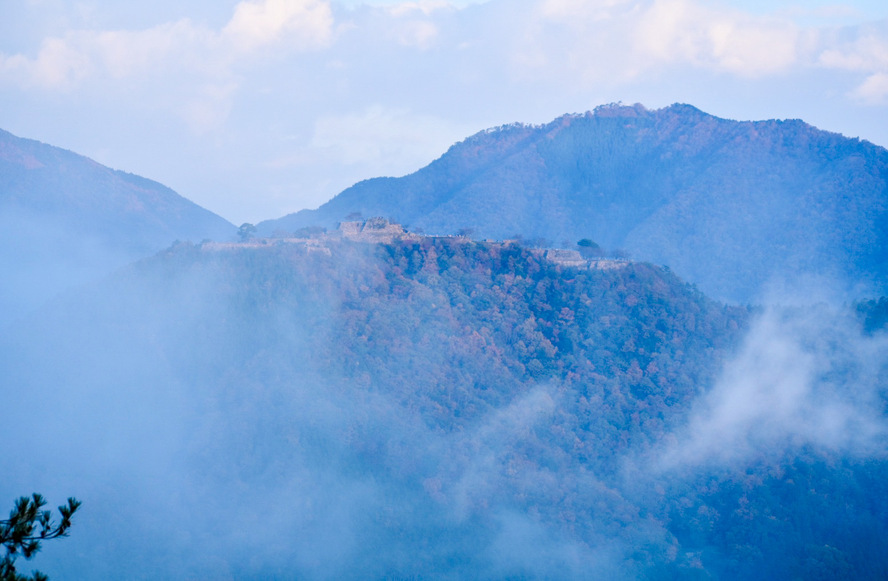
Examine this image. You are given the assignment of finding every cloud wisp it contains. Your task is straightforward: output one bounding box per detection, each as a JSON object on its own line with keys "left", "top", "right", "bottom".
{"left": 2, "top": 0, "right": 335, "bottom": 81}
{"left": 658, "top": 304, "right": 888, "bottom": 469}
{"left": 2, "top": 0, "right": 887, "bottom": 223}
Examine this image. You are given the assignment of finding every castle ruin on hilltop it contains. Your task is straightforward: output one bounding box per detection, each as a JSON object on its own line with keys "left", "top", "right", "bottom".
{"left": 206, "top": 217, "right": 627, "bottom": 270}
{"left": 338, "top": 217, "right": 418, "bottom": 243}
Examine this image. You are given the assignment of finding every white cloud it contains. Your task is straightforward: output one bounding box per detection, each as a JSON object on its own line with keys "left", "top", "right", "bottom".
{"left": 634, "top": 0, "right": 799, "bottom": 76}
{"left": 0, "top": 37, "right": 92, "bottom": 89}
{"left": 0, "top": 20, "right": 214, "bottom": 90}
{"left": 817, "top": 30, "right": 888, "bottom": 103}
{"left": 0, "top": 0, "right": 334, "bottom": 91}
{"left": 659, "top": 306, "right": 888, "bottom": 469}
{"left": 93, "top": 21, "right": 211, "bottom": 79}
{"left": 516, "top": 0, "right": 802, "bottom": 87}
{"left": 391, "top": 18, "right": 440, "bottom": 48}
{"left": 853, "top": 71, "right": 888, "bottom": 103}
{"left": 819, "top": 34, "right": 888, "bottom": 71}
{"left": 540, "top": 0, "right": 634, "bottom": 22}
{"left": 386, "top": 0, "right": 453, "bottom": 17}
{"left": 379, "top": 1, "right": 454, "bottom": 49}
{"left": 222, "top": 0, "right": 334, "bottom": 51}
{"left": 2, "top": 0, "right": 888, "bottom": 222}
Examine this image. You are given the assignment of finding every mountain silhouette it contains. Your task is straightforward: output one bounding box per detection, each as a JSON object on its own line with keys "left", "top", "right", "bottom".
{"left": 262, "top": 103, "right": 888, "bottom": 303}
{"left": 0, "top": 128, "right": 234, "bottom": 323}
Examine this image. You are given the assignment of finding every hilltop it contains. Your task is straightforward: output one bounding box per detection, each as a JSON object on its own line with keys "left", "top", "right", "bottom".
{"left": 3, "top": 108, "right": 887, "bottom": 579}
{"left": 227, "top": 216, "right": 630, "bottom": 271}
{"left": 2, "top": 233, "right": 745, "bottom": 578}
{"left": 4, "top": 233, "right": 887, "bottom": 579}
{"left": 261, "top": 103, "right": 888, "bottom": 303}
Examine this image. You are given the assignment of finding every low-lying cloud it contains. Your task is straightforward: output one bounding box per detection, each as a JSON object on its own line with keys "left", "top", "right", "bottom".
{"left": 659, "top": 304, "right": 888, "bottom": 469}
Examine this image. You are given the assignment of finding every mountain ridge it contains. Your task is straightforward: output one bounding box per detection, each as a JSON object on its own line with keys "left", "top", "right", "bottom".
{"left": 0, "top": 127, "right": 236, "bottom": 325}
{"left": 4, "top": 235, "right": 886, "bottom": 579}
{"left": 260, "top": 103, "right": 888, "bottom": 303}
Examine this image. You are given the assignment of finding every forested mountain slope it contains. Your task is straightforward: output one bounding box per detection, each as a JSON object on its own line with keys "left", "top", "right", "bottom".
{"left": 262, "top": 104, "right": 888, "bottom": 303}
{"left": 3, "top": 237, "right": 885, "bottom": 579}
{"left": 0, "top": 128, "right": 234, "bottom": 324}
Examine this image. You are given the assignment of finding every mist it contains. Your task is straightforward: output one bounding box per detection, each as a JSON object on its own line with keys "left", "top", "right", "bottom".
{"left": 658, "top": 303, "right": 888, "bottom": 469}
{"left": 2, "top": 238, "right": 887, "bottom": 579}
{"left": 0, "top": 207, "right": 137, "bottom": 328}
{"left": 0, "top": 242, "right": 610, "bottom": 579}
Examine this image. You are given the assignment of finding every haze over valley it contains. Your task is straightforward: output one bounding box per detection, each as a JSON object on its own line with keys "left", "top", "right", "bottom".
{"left": 2, "top": 103, "right": 888, "bottom": 579}
{"left": 2, "top": 0, "right": 888, "bottom": 578}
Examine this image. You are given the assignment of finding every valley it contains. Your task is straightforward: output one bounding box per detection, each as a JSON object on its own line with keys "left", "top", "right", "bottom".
{"left": 1, "top": 105, "right": 887, "bottom": 579}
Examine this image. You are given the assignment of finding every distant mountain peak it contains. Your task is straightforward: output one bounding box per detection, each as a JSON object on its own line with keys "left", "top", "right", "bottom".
{"left": 591, "top": 101, "right": 651, "bottom": 117}
{"left": 0, "top": 127, "right": 235, "bottom": 325}
{"left": 260, "top": 104, "right": 888, "bottom": 303}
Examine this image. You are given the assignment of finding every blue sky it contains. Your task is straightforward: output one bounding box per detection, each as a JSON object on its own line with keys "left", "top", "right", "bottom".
{"left": 2, "top": 0, "right": 887, "bottom": 224}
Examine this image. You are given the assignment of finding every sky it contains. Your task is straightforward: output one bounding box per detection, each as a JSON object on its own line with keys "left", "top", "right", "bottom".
{"left": 1, "top": 0, "right": 887, "bottom": 224}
